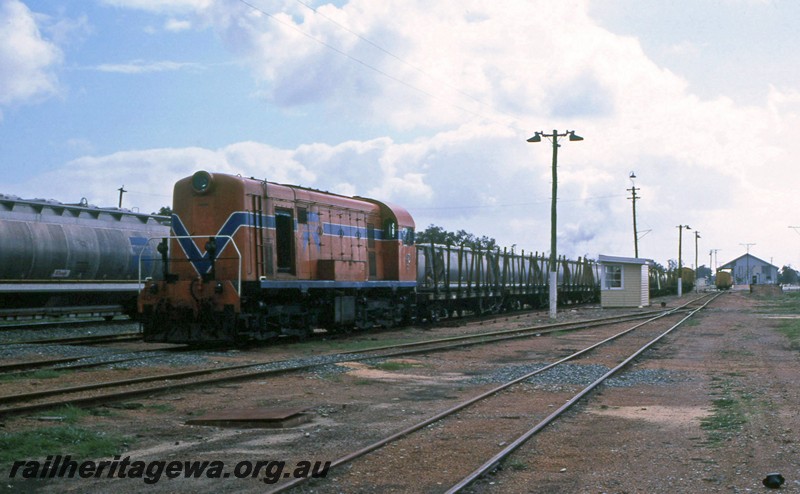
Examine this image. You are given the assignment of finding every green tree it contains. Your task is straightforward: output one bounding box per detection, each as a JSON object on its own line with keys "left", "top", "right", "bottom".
{"left": 416, "top": 224, "right": 498, "bottom": 251}
{"left": 779, "top": 265, "right": 799, "bottom": 284}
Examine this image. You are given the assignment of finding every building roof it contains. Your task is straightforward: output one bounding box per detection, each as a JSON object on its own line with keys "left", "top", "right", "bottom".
{"left": 598, "top": 255, "right": 652, "bottom": 265}
{"left": 718, "top": 253, "right": 778, "bottom": 270}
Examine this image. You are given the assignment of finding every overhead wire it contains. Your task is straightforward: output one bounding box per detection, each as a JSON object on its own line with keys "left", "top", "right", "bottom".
{"left": 411, "top": 194, "right": 625, "bottom": 211}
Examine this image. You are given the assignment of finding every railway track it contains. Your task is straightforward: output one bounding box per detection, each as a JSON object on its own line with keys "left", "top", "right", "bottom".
{"left": 0, "top": 301, "right": 598, "bottom": 345}
{"left": 0, "top": 301, "right": 700, "bottom": 420}
{"left": 0, "top": 350, "right": 190, "bottom": 376}
{"left": 4, "top": 332, "right": 142, "bottom": 346}
{"left": 0, "top": 305, "right": 645, "bottom": 379}
{"left": 0, "top": 305, "right": 127, "bottom": 324}
{"left": 267, "top": 292, "right": 720, "bottom": 493}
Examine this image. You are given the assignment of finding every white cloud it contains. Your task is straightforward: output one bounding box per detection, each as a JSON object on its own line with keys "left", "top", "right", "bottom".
{"left": 164, "top": 18, "right": 193, "bottom": 32}
{"left": 10, "top": 0, "right": 800, "bottom": 267}
{"left": 209, "top": 0, "right": 800, "bottom": 264}
{"left": 93, "top": 60, "right": 204, "bottom": 74}
{"left": 14, "top": 143, "right": 316, "bottom": 213}
{"left": 665, "top": 40, "right": 703, "bottom": 57}
{"left": 0, "top": 0, "right": 62, "bottom": 108}
{"left": 99, "top": 0, "right": 214, "bottom": 13}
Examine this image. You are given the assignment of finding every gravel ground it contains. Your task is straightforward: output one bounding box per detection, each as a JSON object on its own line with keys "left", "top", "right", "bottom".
{"left": 463, "top": 361, "right": 693, "bottom": 389}
{"left": 4, "top": 292, "right": 798, "bottom": 493}
{"left": 0, "top": 321, "right": 140, "bottom": 345}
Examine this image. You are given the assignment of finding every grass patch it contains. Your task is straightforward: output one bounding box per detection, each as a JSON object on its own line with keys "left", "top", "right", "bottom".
{"left": 0, "top": 425, "right": 128, "bottom": 464}
{"left": 683, "top": 317, "right": 702, "bottom": 327}
{"left": 700, "top": 377, "right": 752, "bottom": 446}
{"left": 47, "top": 405, "right": 89, "bottom": 424}
{"left": 0, "top": 369, "right": 65, "bottom": 382}
{"left": 87, "top": 407, "right": 118, "bottom": 418}
{"left": 144, "top": 403, "right": 175, "bottom": 413}
{"left": 503, "top": 459, "right": 527, "bottom": 471}
{"left": 718, "top": 350, "right": 754, "bottom": 359}
{"left": 776, "top": 319, "right": 800, "bottom": 351}
{"left": 752, "top": 292, "right": 800, "bottom": 350}
{"left": 373, "top": 361, "right": 417, "bottom": 371}
{"left": 756, "top": 291, "right": 800, "bottom": 313}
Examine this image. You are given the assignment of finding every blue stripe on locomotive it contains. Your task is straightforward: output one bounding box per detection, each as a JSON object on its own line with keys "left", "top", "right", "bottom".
{"left": 171, "top": 212, "right": 384, "bottom": 276}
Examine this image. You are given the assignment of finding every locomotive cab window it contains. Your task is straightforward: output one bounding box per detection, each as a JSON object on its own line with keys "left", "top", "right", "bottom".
{"left": 401, "top": 227, "right": 415, "bottom": 246}
{"left": 297, "top": 207, "right": 308, "bottom": 225}
{"left": 383, "top": 220, "right": 397, "bottom": 240}
{"left": 603, "top": 265, "right": 623, "bottom": 289}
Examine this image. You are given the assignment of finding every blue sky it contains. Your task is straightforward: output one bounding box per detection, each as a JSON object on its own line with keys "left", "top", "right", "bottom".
{"left": 3, "top": 0, "right": 800, "bottom": 271}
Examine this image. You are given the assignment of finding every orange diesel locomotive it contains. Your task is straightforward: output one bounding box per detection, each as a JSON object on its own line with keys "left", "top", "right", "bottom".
{"left": 138, "top": 171, "right": 416, "bottom": 343}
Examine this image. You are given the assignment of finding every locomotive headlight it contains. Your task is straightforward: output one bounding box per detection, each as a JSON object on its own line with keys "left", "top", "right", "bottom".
{"left": 191, "top": 171, "right": 214, "bottom": 194}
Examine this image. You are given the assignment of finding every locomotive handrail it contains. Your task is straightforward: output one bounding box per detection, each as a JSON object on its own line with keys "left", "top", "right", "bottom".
{"left": 137, "top": 235, "right": 242, "bottom": 294}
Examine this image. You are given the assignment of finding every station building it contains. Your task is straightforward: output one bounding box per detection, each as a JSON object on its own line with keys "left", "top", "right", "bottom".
{"left": 718, "top": 253, "right": 778, "bottom": 285}
{"left": 598, "top": 255, "right": 652, "bottom": 308}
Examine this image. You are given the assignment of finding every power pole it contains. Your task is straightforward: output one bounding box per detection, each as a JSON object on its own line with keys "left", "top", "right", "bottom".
{"left": 710, "top": 249, "right": 721, "bottom": 271}
{"left": 694, "top": 231, "right": 701, "bottom": 292}
{"left": 117, "top": 185, "right": 127, "bottom": 208}
{"left": 677, "top": 225, "right": 691, "bottom": 296}
{"left": 709, "top": 250, "right": 713, "bottom": 275}
{"left": 627, "top": 172, "right": 639, "bottom": 257}
{"left": 740, "top": 242, "right": 755, "bottom": 285}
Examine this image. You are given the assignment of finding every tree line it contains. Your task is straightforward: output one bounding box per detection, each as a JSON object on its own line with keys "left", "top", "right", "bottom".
{"left": 414, "top": 224, "right": 498, "bottom": 251}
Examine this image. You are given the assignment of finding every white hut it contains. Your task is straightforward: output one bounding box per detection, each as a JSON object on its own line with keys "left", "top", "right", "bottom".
{"left": 598, "top": 255, "right": 651, "bottom": 308}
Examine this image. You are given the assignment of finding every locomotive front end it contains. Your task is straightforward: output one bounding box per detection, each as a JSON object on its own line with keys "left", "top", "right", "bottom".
{"left": 138, "top": 171, "right": 246, "bottom": 343}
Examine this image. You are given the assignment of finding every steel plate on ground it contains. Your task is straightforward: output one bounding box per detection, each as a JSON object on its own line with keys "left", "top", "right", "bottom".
{"left": 185, "top": 407, "right": 311, "bottom": 428}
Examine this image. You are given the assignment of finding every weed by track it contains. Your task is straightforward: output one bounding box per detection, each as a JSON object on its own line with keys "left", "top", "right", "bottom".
{"left": 701, "top": 290, "right": 800, "bottom": 446}
{"left": 0, "top": 405, "right": 130, "bottom": 469}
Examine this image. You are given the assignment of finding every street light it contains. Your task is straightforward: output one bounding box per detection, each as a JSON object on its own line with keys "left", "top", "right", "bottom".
{"left": 676, "top": 224, "right": 691, "bottom": 297}
{"left": 527, "top": 129, "right": 583, "bottom": 320}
